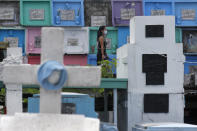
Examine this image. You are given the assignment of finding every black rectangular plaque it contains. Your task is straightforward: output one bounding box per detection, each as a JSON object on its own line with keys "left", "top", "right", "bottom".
{"left": 144, "top": 94, "right": 169, "bottom": 113}
{"left": 61, "top": 103, "right": 76, "bottom": 114}
{"left": 146, "top": 25, "right": 164, "bottom": 38}
{"left": 146, "top": 72, "right": 164, "bottom": 85}
{"left": 142, "top": 54, "right": 167, "bottom": 73}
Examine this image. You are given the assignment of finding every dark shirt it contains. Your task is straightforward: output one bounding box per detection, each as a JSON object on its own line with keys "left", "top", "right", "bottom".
{"left": 97, "top": 37, "right": 107, "bottom": 65}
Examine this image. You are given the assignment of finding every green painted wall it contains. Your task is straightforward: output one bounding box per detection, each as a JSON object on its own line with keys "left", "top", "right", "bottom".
{"left": 20, "top": 0, "right": 51, "bottom": 26}
{"left": 176, "top": 28, "right": 182, "bottom": 43}
{"left": 89, "top": 27, "right": 118, "bottom": 54}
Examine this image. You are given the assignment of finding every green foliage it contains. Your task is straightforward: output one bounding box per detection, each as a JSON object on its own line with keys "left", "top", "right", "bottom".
{"left": 23, "top": 89, "right": 39, "bottom": 103}
{"left": 23, "top": 88, "right": 39, "bottom": 94}
{"left": 23, "top": 98, "right": 28, "bottom": 103}
{"left": 0, "top": 88, "right": 5, "bottom": 96}
{"left": 99, "top": 58, "right": 117, "bottom": 78}
{"left": 91, "top": 58, "right": 117, "bottom": 96}
{"left": 0, "top": 87, "right": 5, "bottom": 105}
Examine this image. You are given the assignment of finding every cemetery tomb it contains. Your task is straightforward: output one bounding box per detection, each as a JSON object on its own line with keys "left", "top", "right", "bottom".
{"left": 27, "top": 27, "right": 89, "bottom": 54}
{"left": 0, "top": 113, "right": 100, "bottom": 131}
{"left": 117, "top": 16, "right": 185, "bottom": 131}
{"left": 118, "top": 26, "right": 130, "bottom": 48}
{"left": 89, "top": 27, "right": 118, "bottom": 54}
{"left": 0, "top": 29, "right": 25, "bottom": 55}
{"left": 26, "top": 27, "right": 41, "bottom": 54}
{"left": 0, "top": 1, "right": 20, "bottom": 26}
{"left": 175, "top": 0, "right": 197, "bottom": 26}
{"left": 143, "top": 0, "right": 173, "bottom": 16}
{"left": 28, "top": 55, "right": 87, "bottom": 66}
{"left": 28, "top": 92, "right": 97, "bottom": 118}
{"left": 84, "top": 0, "right": 112, "bottom": 26}
{"left": 132, "top": 123, "right": 197, "bottom": 131}
{"left": 2, "top": 27, "right": 101, "bottom": 115}
{"left": 20, "top": 0, "right": 51, "bottom": 26}
{"left": 64, "top": 27, "right": 89, "bottom": 54}
{"left": 112, "top": 0, "right": 143, "bottom": 26}
{"left": 52, "top": 0, "right": 84, "bottom": 26}
{"left": 184, "top": 55, "right": 197, "bottom": 87}
{"left": 128, "top": 92, "right": 184, "bottom": 131}
{"left": 182, "top": 28, "right": 197, "bottom": 54}
{"left": 184, "top": 55, "right": 197, "bottom": 74}
{"left": 0, "top": 27, "right": 101, "bottom": 130}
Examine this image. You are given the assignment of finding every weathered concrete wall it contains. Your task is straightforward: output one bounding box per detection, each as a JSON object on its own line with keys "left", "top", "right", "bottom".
{"left": 0, "top": 113, "right": 100, "bottom": 131}
{"left": 84, "top": 0, "right": 112, "bottom": 26}
{"left": 0, "top": 1, "right": 19, "bottom": 26}
{"left": 64, "top": 27, "right": 89, "bottom": 54}
{"left": 117, "top": 44, "right": 128, "bottom": 78}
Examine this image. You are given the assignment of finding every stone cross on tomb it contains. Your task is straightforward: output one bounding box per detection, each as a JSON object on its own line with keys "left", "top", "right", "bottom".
{"left": 2, "top": 27, "right": 101, "bottom": 114}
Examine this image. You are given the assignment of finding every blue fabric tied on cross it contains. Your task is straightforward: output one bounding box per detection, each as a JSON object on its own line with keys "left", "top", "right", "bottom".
{"left": 37, "top": 61, "right": 67, "bottom": 90}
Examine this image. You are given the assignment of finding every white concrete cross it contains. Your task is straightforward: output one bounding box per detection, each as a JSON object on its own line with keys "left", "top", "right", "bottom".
{"left": 2, "top": 27, "right": 101, "bottom": 114}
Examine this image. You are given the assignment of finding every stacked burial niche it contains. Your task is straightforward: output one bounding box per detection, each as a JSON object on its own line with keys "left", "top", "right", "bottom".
{"left": 117, "top": 16, "right": 185, "bottom": 131}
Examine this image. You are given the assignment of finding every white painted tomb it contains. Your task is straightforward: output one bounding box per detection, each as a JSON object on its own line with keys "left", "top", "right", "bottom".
{"left": 64, "top": 27, "right": 89, "bottom": 54}
{"left": 0, "top": 113, "right": 99, "bottom": 131}
{"left": 117, "top": 44, "right": 128, "bottom": 78}
{"left": 117, "top": 16, "right": 185, "bottom": 131}
{"left": 132, "top": 123, "right": 197, "bottom": 131}
{"left": 0, "top": 47, "right": 23, "bottom": 115}
{"left": 0, "top": 27, "right": 101, "bottom": 130}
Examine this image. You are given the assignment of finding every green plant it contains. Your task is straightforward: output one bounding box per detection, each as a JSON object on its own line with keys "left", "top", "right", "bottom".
{"left": 0, "top": 87, "right": 5, "bottom": 96}
{"left": 0, "top": 87, "right": 5, "bottom": 105}
{"left": 94, "top": 58, "right": 117, "bottom": 96}
{"left": 99, "top": 58, "right": 117, "bottom": 78}
{"left": 23, "top": 88, "right": 39, "bottom": 94}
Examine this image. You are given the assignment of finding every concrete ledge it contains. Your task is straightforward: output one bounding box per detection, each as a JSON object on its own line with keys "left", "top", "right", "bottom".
{"left": 2, "top": 65, "right": 101, "bottom": 87}
{"left": 0, "top": 113, "right": 100, "bottom": 131}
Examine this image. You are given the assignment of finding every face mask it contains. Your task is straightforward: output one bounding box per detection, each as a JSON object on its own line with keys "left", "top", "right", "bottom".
{"left": 104, "top": 30, "right": 107, "bottom": 35}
